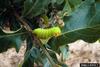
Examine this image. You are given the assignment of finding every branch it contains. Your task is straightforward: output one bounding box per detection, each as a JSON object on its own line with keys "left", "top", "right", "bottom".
{"left": 14, "top": 13, "right": 32, "bottom": 32}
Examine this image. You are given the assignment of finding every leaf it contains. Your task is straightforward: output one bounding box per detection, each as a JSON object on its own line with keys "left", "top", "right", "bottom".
{"left": 68, "top": 0, "right": 82, "bottom": 9}
{"left": 23, "top": 0, "right": 50, "bottom": 18}
{"left": 0, "top": 27, "right": 27, "bottom": 52}
{"left": 22, "top": 39, "right": 41, "bottom": 67}
{"left": 0, "top": 14, "right": 21, "bottom": 31}
{"left": 39, "top": 50, "right": 58, "bottom": 67}
{"left": 95, "top": 0, "right": 100, "bottom": 2}
{"left": 48, "top": 50, "right": 58, "bottom": 63}
{"left": 22, "top": 56, "right": 34, "bottom": 67}
{"left": 96, "top": 1, "right": 100, "bottom": 12}
{"left": 61, "top": 64, "right": 68, "bottom": 67}
{"left": 25, "top": 35, "right": 33, "bottom": 51}
{"left": 48, "top": 0, "right": 100, "bottom": 51}
{"left": 56, "top": 0, "right": 64, "bottom": 5}
{"left": 10, "top": 16, "right": 21, "bottom": 31}
{"left": 61, "top": 0, "right": 82, "bottom": 17}
{"left": 22, "top": 48, "right": 34, "bottom": 67}
{"left": 43, "top": 58, "right": 51, "bottom": 67}
{"left": 30, "top": 47, "right": 41, "bottom": 59}
{"left": 60, "top": 45, "right": 69, "bottom": 61}
{"left": 62, "top": 0, "right": 72, "bottom": 16}
{"left": 24, "top": 37, "right": 41, "bottom": 61}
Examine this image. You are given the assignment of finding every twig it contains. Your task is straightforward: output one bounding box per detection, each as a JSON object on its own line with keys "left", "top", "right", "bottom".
{"left": 39, "top": 43, "right": 55, "bottom": 66}
{"left": 14, "top": 13, "right": 32, "bottom": 32}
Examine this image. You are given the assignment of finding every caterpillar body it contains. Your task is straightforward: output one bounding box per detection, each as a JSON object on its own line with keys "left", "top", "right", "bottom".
{"left": 32, "top": 27, "right": 61, "bottom": 39}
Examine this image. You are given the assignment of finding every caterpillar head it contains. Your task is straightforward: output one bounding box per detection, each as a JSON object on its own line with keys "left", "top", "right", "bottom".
{"left": 50, "top": 27, "right": 61, "bottom": 37}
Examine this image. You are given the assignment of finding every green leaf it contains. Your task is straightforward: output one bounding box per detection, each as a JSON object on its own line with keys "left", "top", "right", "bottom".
{"left": 23, "top": 0, "right": 50, "bottom": 18}
{"left": 0, "top": 28, "right": 27, "bottom": 52}
{"left": 22, "top": 55, "right": 34, "bottom": 67}
{"left": 60, "top": 45, "right": 69, "bottom": 61}
{"left": 61, "top": 64, "right": 68, "bottom": 67}
{"left": 43, "top": 58, "right": 51, "bottom": 67}
{"left": 96, "top": 1, "right": 100, "bottom": 12}
{"left": 56, "top": 0, "right": 64, "bottom": 5}
{"left": 48, "top": 0, "right": 100, "bottom": 51}
{"left": 62, "top": 0, "right": 72, "bottom": 16}
{"left": 39, "top": 50, "right": 58, "bottom": 67}
{"left": 51, "top": 0, "right": 64, "bottom": 5}
{"left": 48, "top": 50, "right": 58, "bottom": 63}
{"left": 62, "top": 0, "right": 82, "bottom": 16}
{"left": 24, "top": 38, "right": 41, "bottom": 62}
{"left": 26, "top": 35, "right": 33, "bottom": 51}
{"left": 68, "top": 0, "right": 82, "bottom": 9}
{"left": 95, "top": 0, "right": 100, "bottom": 2}
{"left": 10, "top": 16, "right": 21, "bottom": 31}
{"left": 22, "top": 45, "right": 41, "bottom": 67}
{"left": 30, "top": 47, "right": 41, "bottom": 59}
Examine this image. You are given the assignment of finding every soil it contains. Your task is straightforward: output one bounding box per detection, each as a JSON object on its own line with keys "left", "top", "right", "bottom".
{"left": 0, "top": 41, "right": 26, "bottom": 67}
{"left": 65, "top": 40, "right": 100, "bottom": 67}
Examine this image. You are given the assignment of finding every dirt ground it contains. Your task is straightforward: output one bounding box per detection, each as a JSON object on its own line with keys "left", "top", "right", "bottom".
{"left": 0, "top": 40, "right": 100, "bottom": 67}
{"left": 66, "top": 40, "right": 100, "bottom": 67}
{"left": 0, "top": 41, "right": 26, "bottom": 67}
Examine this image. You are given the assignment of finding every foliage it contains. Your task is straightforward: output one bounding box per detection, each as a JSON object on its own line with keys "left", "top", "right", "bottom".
{"left": 0, "top": 0, "right": 100, "bottom": 67}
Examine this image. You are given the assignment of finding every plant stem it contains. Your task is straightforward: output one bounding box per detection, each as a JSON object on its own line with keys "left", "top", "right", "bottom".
{"left": 14, "top": 13, "right": 32, "bottom": 32}
{"left": 40, "top": 45, "right": 55, "bottom": 66}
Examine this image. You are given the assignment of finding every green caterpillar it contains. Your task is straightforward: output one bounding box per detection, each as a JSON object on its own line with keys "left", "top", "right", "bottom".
{"left": 32, "top": 27, "right": 61, "bottom": 39}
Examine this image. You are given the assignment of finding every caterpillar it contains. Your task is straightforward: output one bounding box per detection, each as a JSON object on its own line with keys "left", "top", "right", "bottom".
{"left": 32, "top": 27, "right": 61, "bottom": 39}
